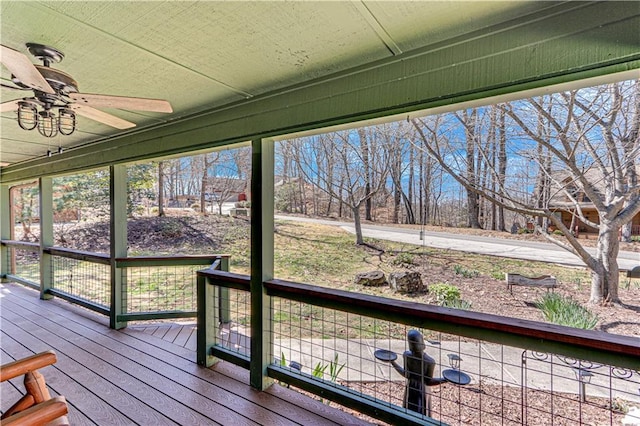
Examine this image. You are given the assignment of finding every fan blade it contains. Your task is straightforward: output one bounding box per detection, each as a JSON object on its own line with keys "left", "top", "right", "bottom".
{"left": 0, "top": 100, "right": 19, "bottom": 112}
{"left": 0, "top": 45, "right": 55, "bottom": 94}
{"left": 69, "top": 92, "right": 173, "bottom": 113}
{"left": 71, "top": 104, "right": 136, "bottom": 129}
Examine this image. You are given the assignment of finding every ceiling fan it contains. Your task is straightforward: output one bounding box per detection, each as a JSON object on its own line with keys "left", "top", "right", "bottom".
{"left": 0, "top": 42, "right": 172, "bottom": 137}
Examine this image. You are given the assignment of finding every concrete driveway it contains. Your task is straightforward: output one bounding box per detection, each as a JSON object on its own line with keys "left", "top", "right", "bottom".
{"left": 274, "top": 215, "right": 640, "bottom": 271}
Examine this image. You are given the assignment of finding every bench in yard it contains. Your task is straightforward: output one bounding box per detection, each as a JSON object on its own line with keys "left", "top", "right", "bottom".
{"left": 505, "top": 273, "right": 558, "bottom": 295}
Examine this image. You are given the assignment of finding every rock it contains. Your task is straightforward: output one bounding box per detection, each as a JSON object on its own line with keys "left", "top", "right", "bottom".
{"left": 389, "top": 271, "right": 424, "bottom": 293}
{"left": 354, "top": 271, "right": 387, "bottom": 287}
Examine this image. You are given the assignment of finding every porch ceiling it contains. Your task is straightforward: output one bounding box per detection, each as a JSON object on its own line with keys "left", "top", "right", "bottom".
{"left": 1, "top": 1, "right": 639, "bottom": 183}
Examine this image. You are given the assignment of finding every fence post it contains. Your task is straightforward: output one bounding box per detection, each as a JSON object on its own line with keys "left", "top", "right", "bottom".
{"left": 39, "top": 178, "right": 53, "bottom": 299}
{"left": 110, "top": 165, "right": 128, "bottom": 329}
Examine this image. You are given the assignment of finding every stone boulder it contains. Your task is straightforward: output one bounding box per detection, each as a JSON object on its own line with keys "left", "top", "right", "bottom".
{"left": 389, "top": 271, "right": 424, "bottom": 293}
{"left": 354, "top": 271, "right": 387, "bottom": 287}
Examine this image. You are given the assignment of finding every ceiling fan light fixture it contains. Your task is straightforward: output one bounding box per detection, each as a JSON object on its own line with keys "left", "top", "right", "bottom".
{"left": 38, "top": 110, "right": 58, "bottom": 138}
{"left": 17, "top": 101, "right": 38, "bottom": 130}
{"left": 58, "top": 108, "right": 76, "bottom": 135}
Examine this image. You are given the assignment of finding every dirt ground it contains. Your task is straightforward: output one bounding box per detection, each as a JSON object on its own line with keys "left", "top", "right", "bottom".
{"left": 411, "top": 259, "right": 640, "bottom": 339}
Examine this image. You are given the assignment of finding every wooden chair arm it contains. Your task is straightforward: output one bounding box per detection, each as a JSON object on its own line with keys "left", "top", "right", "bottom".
{"left": 0, "top": 396, "right": 68, "bottom": 426}
{"left": 0, "top": 352, "right": 57, "bottom": 383}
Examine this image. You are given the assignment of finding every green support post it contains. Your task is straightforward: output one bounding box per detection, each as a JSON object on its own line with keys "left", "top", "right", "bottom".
{"left": 218, "top": 256, "right": 231, "bottom": 325}
{"left": 197, "top": 273, "right": 218, "bottom": 367}
{"left": 0, "top": 184, "right": 10, "bottom": 281}
{"left": 110, "top": 165, "right": 128, "bottom": 329}
{"left": 39, "top": 177, "right": 53, "bottom": 299}
{"left": 250, "top": 138, "right": 275, "bottom": 390}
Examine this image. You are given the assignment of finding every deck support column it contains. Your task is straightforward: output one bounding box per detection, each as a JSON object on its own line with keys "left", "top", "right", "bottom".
{"left": 39, "top": 177, "right": 53, "bottom": 299}
{"left": 0, "top": 184, "right": 10, "bottom": 281}
{"left": 250, "top": 138, "right": 274, "bottom": 390}
{"left": 110, "top": 165, "right": 128, "bottom": 329}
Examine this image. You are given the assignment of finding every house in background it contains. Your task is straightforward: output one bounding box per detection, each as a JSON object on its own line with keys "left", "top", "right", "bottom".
{"left": 547, "top": 167, "right": 640, "bottom": 237}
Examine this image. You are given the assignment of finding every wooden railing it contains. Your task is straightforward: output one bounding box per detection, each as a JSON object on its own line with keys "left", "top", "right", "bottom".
{"left": 1, "top": 240, "right": 40, "bottom": 289}
{"left": 198, "top": 268, "right": 640, "bottom": 426}
{"left": 1, "top": 241, "right": 229, "bottom": 327}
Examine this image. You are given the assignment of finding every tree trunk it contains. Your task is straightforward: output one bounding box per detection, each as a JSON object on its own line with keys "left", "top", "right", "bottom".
{"left": 353, "top": 205, "right": 364, "bottom": 245}
{"left": 200, "top": 155, "right": 209, "bottom": 214}
{"left": 589, "top": 221, "right": 620, "bottom": 304}
{"left": 356, "top": 129, "right": 373, "bottom": 221}
{"left": 462, "top": 110, "right": 481, "bottom": 229}
{"left": 158, "top": 161, "right": 165, "bottom": 217}
{"left": 497, "top": 108, "right": 507, "bottom": 231}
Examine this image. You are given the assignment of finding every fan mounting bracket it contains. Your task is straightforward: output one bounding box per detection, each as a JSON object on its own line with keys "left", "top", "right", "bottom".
{"left": 26, "top": 43, "right": 64, "bottom": 64}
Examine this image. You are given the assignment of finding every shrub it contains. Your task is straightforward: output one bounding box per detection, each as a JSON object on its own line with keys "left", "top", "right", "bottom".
{"left": 535, "top": 293, "right": 598, "bottom": 329}
{"left": 453, "top": 264, "right": 479, "bottom": 278}
{"left": 552, "top": 229, "right": 564, "bottom": 236}
{"left": 393, "top": 252, "right": 415, "bottom": 266}
{"left": 443, "top": 298, "right": 472, "bottom": 310}
{"left": 429, "top": 283, "right": 461, "bottom": 306}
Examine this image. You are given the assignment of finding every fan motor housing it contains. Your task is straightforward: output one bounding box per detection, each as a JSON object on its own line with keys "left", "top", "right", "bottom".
{"left": 13, "top": 66, "right": 78, "bottom": 93}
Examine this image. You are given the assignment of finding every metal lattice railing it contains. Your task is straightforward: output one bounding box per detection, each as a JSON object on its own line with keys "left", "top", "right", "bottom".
{"left": 216, "top": 287, "right": 251, "bottom": 357}
{"left": 2, "top": 240, "right": 40, "bottom": 288}
{"left": 117, "top": 255, "right": 228, "bottom": 322}
{"left": 4, "top": 245, "right": 228, "bottom": 324}
{"left": 51, "top": 255, "right": 110, "bottom": 308}
{"left": 198, "top": 270, "right": 640, "bottom": 426}
{"left": 270, "top": 303, "right": 639, "bottom": 425}
{"left": 123, "top": 264, "right": 203, "bottom": 313}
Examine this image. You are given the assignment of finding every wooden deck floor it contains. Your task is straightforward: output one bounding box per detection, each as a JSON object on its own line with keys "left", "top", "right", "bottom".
{"left": 0, "top": 283, "right": 373, "bottom": 425}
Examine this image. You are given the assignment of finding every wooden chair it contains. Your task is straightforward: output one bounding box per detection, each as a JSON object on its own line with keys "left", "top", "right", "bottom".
{"left": 1, "top": 351, "right": 68, "bottom": 426}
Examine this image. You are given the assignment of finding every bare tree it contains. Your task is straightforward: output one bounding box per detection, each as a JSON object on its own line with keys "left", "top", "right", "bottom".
{"left": 412, "top": 80, "right": 640, "bottom": 305}
{"left": 454, "top": 110, "right": 483, "bottom": 228}
{"left": 295, "top": 130, "right": 390, "bottom": 245}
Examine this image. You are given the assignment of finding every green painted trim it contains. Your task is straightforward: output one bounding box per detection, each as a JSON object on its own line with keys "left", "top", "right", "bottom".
{"left": 197, "top": 274, "right": 218, "bottom": 367}
{"left": 39, "top": 178, "right": 52, "bottom": 299}
{"left": 218, "top": 256, "right": 231, "bottom": 323}
{"left": 110, "top": 165, "right": 128, "bottom": 329}
{"left": 4, "top": 276, "right": 40, "bottom": 290}
{"left": 46, "top": 247, "right": 111, "bottom": 264}
{"left": 0, "top": 185, "right": 10, "bottom": 278}
{"left": 117, "top": 311, "right": 196, "bottom": 321}
{"left": 47, "top": 288, "right": 110, "bottom": 316}
{"left": 115, "top": 257, "right": 220, "bottom": 267}
{"left": 3, "top": 240, "right": 41, "bottom": 251}
{"left": 249, "top": 138, "right": 275, "bottom": 390}
{"left": 2, "top": 2, "right": 639, "bottom": 183}
{"left": 211, "top": 346, "right": 250, "bottom": 370}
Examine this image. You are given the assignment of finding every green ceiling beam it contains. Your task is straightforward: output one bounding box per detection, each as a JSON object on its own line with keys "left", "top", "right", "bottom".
{"left": 2, "top": 1, "right": 639, "bottom": 183}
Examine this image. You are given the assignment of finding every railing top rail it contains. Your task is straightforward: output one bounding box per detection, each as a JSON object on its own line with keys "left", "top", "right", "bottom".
{"left": 117, "top": 254, "right": 229, "bottom": 267}
{"left": 263, "top": 278, "right": 640, "bottom": 368}
{"left": 198, "top": 268, "right": 250, "bottom": 291}
{"left": 45, "top": 246, "right": 110, "bottom": 264}
{"left": 117, "top": 254, "right": 230, "bottom": 262}
{"left": 1, "top": 239, "right": 39, "bottom": 251}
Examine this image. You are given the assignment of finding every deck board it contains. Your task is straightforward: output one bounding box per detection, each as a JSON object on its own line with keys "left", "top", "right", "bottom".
{"left": 0, "top": 283, "right": 373, "bottom": 426}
